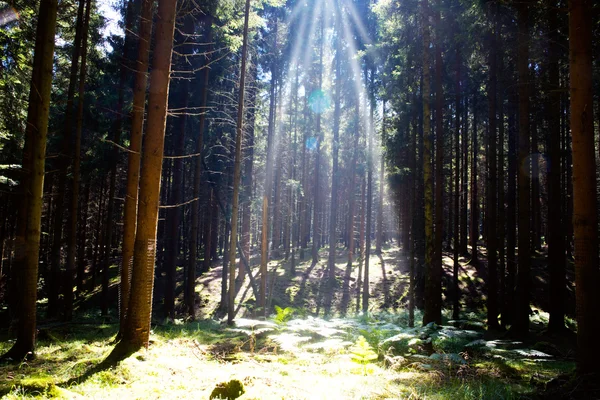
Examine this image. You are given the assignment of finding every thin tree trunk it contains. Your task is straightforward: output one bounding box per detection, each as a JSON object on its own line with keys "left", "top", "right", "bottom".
{"left": 452, "top": 46, "right": 461, "bottom": 320}
{"left": 486, "top": 2, "right": 498, "bottom": 329}
{"left": 66, "top": 0, "right": 92, "bottom": 321}
{"left": 48, "top": 0, "right": 85, "bottom": 319}
{"left": 546, "top": 3, "right": 565, "bottom": 332}
{"left": 421, "top": 0, "right": 436, "bottom": 325}
{"left": 227, "top": 0, "right": 252, "bottom": 324}
{"left": 513, "top": 1, "right": 531, "bottom": 338}
{"left": 188, "top": 13, "right": 213, "bottom": 318}
{"left": 428, "top": 0, "right": 443, "bottom": 325}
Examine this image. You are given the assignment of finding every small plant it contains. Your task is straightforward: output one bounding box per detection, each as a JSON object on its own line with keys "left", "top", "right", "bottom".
{"left": 350, "top": 335, "right": 378, "bottom": 375}
{"left": 273, "top": 305, "right": 295, "bottom": 326}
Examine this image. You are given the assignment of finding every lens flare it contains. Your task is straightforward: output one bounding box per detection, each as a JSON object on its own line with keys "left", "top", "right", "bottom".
{"left": 308, "top": 89, "right": 330, "bottom": 114}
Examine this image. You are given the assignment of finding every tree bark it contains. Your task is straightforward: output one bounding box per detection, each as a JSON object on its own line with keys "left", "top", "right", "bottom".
{"left": 119, "top": 0, "right": 154, "bottom": 331}
{"left": 1, "top": 0, "right": 57, "bottom": 360}
{"left": 113, "top": 0, "right": 177, "bottom": 355}
{"left": 568, "top": 0, "right": 600, "bottom": 374}
{"left": 227, "top": 0, "right": 252, "bottom": 324}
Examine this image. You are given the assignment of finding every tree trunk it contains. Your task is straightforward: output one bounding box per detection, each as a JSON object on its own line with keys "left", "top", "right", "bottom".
{"left": 328, "top": 8, "right": 341, "bottom": 282}
{"left": 1, "top": 0, "right": 57, "bottom": 360}
{"left": 164, "top": 15, "right": 193, "bottom": 321}
{"left": 227, "top": 0, "right": 252, "bottom": 324}
{"left": 66, "top": 0, "right": 92, "bottom": 321}
{"left": 428, "top": 0, "right": 443, "bottom": 325}
{"left": 188, "top": 12, "right": 213, "bottom": 318}
{"left": 513, "top": 1, "right": 531, "bottom": 338}
{"left": 568, "top": 0, "right": 600, "bottom": 374}
{"left": 452, "top": 45, "right": 461, "bottom": 320}
{"left": 486, "top": 2, "right": 498, "bottom": 329}
{"left": 546, "top": 3, "right": 565, "bottom": 332}
{"left": 47, "top": 0, "right": 84, "bottom": 319}
{"left": 421, "top": 0, "right": 436, "bottom": 325}
{"left": 119, "top": 0, "right": 154, "bottom": 331}
{"left": 113, "top": 0, "right": 177, "bottom": 355}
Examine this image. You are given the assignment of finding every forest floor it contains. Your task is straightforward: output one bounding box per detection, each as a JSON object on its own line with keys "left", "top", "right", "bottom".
{"left": 0, "top": 243, "right": 583, "bottom": 399}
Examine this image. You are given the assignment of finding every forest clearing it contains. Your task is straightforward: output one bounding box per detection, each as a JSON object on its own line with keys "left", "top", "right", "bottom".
{"left": 1, "top": 0, "right": 600, "bottom": 397}
{"left": 0, "top": 245, "right": 579, "bottom": 398}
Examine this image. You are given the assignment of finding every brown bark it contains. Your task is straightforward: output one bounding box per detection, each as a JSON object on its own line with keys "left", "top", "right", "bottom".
{"left": 66, "top": 0, "right": 92, "bottom": 321}
{"left": 227, "top": 0, "right": 252, "bottom": 324}
{"left": 188, "top": 12, "right": 213, "bottom": 318}
{"left": 2, "top": 0, "right": 57, "bottom": 360}
{"left": 546, "top": 3, "right": 565, "bottom": 332}
{"left": 568, "top": 0, "right": 600, "bottom": 374}
{"left": 113, "top": 0, "right": 177, "bottom": 355}
{"left": 513, "top": 1, "right": 531, "bottom": 338}
{"left": 486, "top": 3, "right": 499, "bottom": 329}
{"left": 119, "top": 0, "right": 154, "bottom": 330}
{"left": 421, "top": 0, "right": 436, "bottom": 325}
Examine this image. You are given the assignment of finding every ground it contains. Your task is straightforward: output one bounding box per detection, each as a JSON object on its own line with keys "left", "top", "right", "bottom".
{"left": 0, "top": 242, "right": 580, "bottom": 399}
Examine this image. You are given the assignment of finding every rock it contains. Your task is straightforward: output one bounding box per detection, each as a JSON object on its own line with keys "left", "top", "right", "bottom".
{"left": 209, "top": 379, "right": 245, "bottom": 400}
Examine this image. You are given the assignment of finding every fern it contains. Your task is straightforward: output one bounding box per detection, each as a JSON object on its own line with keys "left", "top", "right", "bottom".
{"left": 273, "top": 305, "right": 295, "bottom": 326}
{"left": 350, "top": 336, "right": 378, "bottom": 375}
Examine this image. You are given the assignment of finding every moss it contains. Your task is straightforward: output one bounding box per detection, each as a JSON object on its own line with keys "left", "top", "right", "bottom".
{"left": 209, "top": 379, "right": 245, "bottom": 400}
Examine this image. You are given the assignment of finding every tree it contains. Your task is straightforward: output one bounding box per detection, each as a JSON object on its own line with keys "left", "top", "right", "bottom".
{"left": 113, "top": 0, "right": 178, "bottom": 355}
{"left": 1, "top": 0, "right": 58, "bottom": 360}
{"left": 227, "top": 0, "right": 252, "bottom": 325}
{"left": 421, "top": 0, "right": 435, "bottom": 325}
{"left": 119, "top": 0, "right": 154, "bottom": 332}
{"left": 513, "top": 0, "right": 531, "bottom": 338}
{"left": 568, "top": 0, "right": 600, "bottom": 374}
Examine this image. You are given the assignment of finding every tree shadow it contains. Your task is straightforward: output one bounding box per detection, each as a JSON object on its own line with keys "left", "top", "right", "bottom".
{"left": 338, "top": 260, "right": 354, "bottom": 316}
{"left": 377, "top": 254, "right": 391, "bottom": 308}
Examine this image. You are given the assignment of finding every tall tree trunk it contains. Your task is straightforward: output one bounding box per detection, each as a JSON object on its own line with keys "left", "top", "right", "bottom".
{"left": 452, "top": 46, "right": 461, "bottom": 320}
{"left": 328, "top": 8, "right": 341, "bottom": 282}
{"left": 546, "top": 2, "right": 565, "bottom": 332}
{"left": 469, "top": 95, "right": 479, "bottom": 265}
{"left": 260, "top": 20, "right": 278, "bottom": 314}
{"left": 505, "top": 79, "right": 517, "bottom": 327}
{"left": 227, "top": 0, "right": 252, "bottom": 324}
{"left": 428, "top": 0, "right": 442, "bottom": 325}
{"left": 48, "top": 0, "right": 85, "bottom": 319}
{"left": 119, "top": 0, "right": 154, "bottom": 331}
{"left": 66, "top": 0, "right": 92, "bottom": 321}
{"left": 363, "top": 68, "right": 375, "bottom": 313}
{"left": 312, "top": 18, "right": 324, "bottom": 265}
{"left": 238, "top": 59, "right": 256, "bottom": 284}
{"left": 486, "top": 2, "right": 499, "bottom": 329}
{"left": 569, "top": 0, "right": 600, "bottom": 374}
{"left": 1, "top": 0, "right": 57, "bottom": 360}
{"left": 113, "top": 0, "right": 177, "bottom": 355}
{"left": 164, "top": 15, "right": 193, "bottom": 321}
{"left": 188, "top": 13, "right": 213, "bottom": 318}
{"left": 513, "top": 1, "right": 531, "bottom": 338}
{"left": 421, "top": 0, "right": 436, "bottom": 325}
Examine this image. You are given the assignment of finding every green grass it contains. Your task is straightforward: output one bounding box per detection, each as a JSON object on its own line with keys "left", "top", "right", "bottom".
{"left": 0, "top": 312, "right": 575, "bottom": 399}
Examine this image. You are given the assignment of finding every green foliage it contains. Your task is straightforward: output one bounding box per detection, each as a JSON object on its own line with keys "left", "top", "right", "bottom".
{"left": 349, "top": 336, "right": 378, "bottom": 375}
{"left": 273, "top": 305, "right": 295, "bottom": 326}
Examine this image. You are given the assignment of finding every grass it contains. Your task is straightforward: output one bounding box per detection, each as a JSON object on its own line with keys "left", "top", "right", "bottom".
{"left": 0, "top": 244, "right": 577, "bottom": 398}
{"left": 0, "top": 311, "right": 575, "bottom": 399}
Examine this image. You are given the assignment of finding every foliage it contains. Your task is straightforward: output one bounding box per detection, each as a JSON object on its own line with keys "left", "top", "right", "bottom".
{"left": 349, "top": 335, "right": 378, "bottom": 375}
{"left": 272, "top": 305, "right": 295, "bottom": 326}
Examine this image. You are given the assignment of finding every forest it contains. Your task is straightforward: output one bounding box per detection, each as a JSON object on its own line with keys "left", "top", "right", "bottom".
{"left": 0, "top": 0, "right": 599, "bottom": 397}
